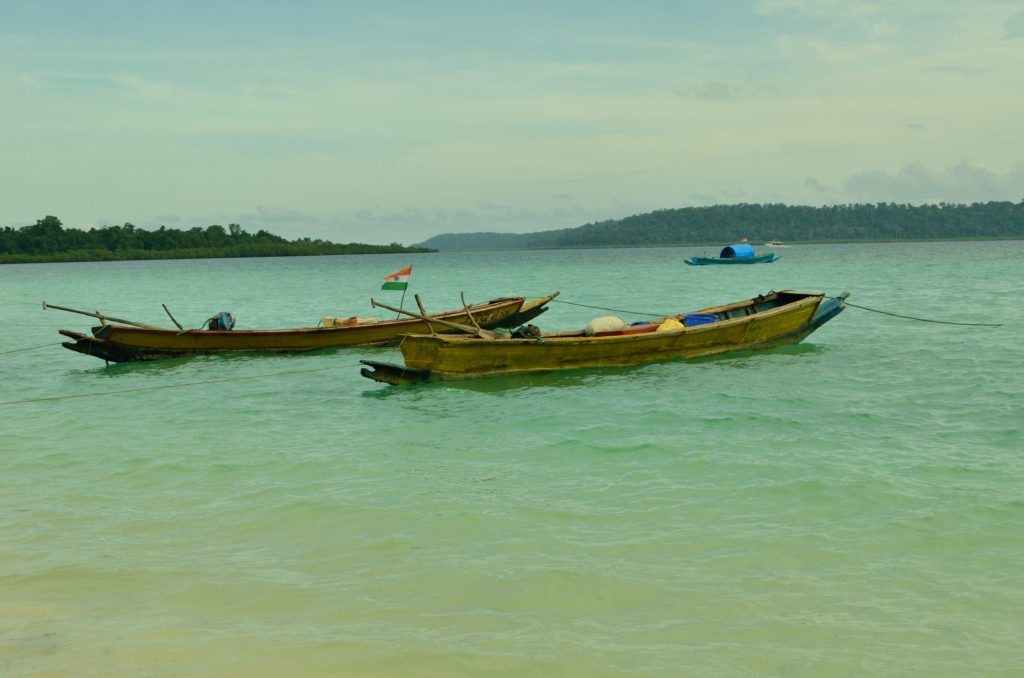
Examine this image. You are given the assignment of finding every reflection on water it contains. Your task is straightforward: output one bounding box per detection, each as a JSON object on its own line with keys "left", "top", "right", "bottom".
{"left": 362, "top": 342, "right": 830, "bottom": 397}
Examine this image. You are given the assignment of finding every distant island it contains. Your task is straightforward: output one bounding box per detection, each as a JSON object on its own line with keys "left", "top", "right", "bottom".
{"left": 416, "top": 200, "right": 1024, "bottom": 250}
{"left": 8, "top": 200, "right": 1023, "bottom": 262}
{"left": 0, "top": 216, "right": 435, "bottom": 264}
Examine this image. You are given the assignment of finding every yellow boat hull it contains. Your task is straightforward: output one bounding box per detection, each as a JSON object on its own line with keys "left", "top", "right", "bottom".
{"left": 361, "top": 291, "right": 847, "bottom": 383}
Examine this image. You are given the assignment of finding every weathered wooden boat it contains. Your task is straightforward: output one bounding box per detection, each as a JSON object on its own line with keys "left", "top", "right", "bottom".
{"left": 51, "top": 292, "right": 559, "bottom": 363}
{"left": 686, "top": 243, "right": 779, "bottom": 265}
{"left": 360, "top": 290, "right": 848, "bottom": 384}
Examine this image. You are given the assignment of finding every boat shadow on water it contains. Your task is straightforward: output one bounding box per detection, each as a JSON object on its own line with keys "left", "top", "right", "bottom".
{"left": 360, "top": 342, "right": 831, "bottom": 396}
{"left": 75, "top": 344, "right": 397, "bottom": 380}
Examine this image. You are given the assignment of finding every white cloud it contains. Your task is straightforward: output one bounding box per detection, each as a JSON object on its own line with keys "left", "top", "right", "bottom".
{"left": 682, "top": 82, "right": 738, "bottom": 101}
{"left": 1006, "top": 12, "right": 1024, "bottom": 38}
{"left": 255, "top": 205, "right": 318, "bottom": 224}
{"left": 109, "top": 75, "right": 174, "bottom": 99}
{"left": 841, "top": 159, "right": 1024, "bottom": 203}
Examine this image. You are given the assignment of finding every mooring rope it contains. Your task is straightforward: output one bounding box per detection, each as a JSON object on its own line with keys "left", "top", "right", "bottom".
{"left": 843, "top": 300, "right": 1002, "bottom": 327}
{"left": 0, "top": 299, "right": 45, "bottom": 306}
{"left": 550, "top": 296, "right": 1004, "bottom": 328}
{"left": 0, "top": 342, "right": 60, "bottom": 355}
{"left": 7, "top": 323, "right": 73, "bottom": 327}
{"left": 0, "top": 362, "right": 366, "bottom": 407}
{"left": 550, "top": 299, "right": 671, "bottom": 318}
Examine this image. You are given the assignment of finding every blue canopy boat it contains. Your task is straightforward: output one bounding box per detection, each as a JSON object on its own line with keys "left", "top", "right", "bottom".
{"left": 686, "top": 243, "right": 779, "bottom": 265}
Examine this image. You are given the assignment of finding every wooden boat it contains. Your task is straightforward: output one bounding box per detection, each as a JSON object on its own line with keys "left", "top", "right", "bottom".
{"left": 687, "top": 253, "right": 778, "bottom": 265}
{"left": 686, "top": 243, "right": 779, "bottom": 265}
{"left": 360, "top": 290, "right": 848, "bottom": 384}
{"left": 52, "top": 293, "right": 559, "bottom": 363}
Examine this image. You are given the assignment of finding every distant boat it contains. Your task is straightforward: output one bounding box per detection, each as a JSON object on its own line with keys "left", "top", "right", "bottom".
{"left": 765, "top": 240, "right": 791, "bottom": 248}
{"left": 685, "top": 243, "right": 779, "bottom": 265}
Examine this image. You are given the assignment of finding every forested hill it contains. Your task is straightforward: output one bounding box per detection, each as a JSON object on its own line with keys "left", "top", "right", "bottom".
{"left": 0, "top": 216, "right": 434, "bottom": 264}
{"left": 416, "top": 201, "right": 1024, "bottom": 250}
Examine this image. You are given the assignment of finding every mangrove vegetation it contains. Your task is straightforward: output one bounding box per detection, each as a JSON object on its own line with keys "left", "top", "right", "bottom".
{"left": 0, "top": 216, "right": 434, "bottom": 264}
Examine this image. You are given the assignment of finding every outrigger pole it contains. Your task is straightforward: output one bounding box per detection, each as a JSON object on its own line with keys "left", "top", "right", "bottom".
{"left": 370, "top": 296, "right": 498, "bottom": 339}
{"left": 42, "top": 301, "right": 166, "bottom": 330}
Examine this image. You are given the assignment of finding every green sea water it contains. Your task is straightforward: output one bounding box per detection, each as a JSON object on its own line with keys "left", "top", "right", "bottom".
{"left": 2, "top": 242, "right": 1022, "bottom": 676}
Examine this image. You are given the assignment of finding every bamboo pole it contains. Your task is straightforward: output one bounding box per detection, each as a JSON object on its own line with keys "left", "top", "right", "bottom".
{"left": 459, "top": 292, "right": 484, "bottom": 333}
{"left": 162, "top": 304, "right": 184, "bottom": 331}
{"left": 42, "top": 302, "right": 166, "bottom": 330}
{"left": 413, "top": 295, "right": 436, "bottom": 336}
{"left": 370, "top": 297, "right": 498, "bottom": 339}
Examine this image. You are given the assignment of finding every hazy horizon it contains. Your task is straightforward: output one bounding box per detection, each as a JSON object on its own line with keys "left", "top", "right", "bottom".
{"left": 3, "top": 1, "right": 1023, "bottom": 245}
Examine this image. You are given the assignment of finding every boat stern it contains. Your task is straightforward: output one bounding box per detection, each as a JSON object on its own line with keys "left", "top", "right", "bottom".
{"left": 360, "top": 359, "right": 440, "bottom": 385}
{"left": 490, "top": 291, "right": 560, "bottom": 329}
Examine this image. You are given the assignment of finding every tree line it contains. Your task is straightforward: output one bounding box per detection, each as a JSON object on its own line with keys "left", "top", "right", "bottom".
{"left": 416, "top": 200, "right": 1024, "bottom": 250}
{"left": 0, "top": 216, "right": 433, "bottom": 263}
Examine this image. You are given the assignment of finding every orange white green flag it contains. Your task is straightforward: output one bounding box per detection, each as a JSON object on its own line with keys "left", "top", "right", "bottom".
{"left": 381, "top": 266, "right": 411, "bottom": 291}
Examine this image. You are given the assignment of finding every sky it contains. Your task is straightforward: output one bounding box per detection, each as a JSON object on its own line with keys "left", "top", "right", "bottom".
{"left": 2, "top": 0, "right": 1023, "bottom": 245}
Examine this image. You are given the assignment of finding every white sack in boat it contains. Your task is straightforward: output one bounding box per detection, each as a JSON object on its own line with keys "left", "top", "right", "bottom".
{"left": 583, "top": 316, "right": 627, "bottom": 336}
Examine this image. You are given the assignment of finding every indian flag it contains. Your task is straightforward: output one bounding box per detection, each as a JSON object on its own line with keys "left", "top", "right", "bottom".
{"left": 381, "top": 266, "right": 411, "bottom": 291}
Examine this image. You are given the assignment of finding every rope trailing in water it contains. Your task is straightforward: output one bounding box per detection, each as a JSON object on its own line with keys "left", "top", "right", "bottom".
{"left": 0, "top": 362, "right": 366, "bottom": 407}
{"left": 551, "top": 299, "right": 670, "bottom": 318}
{"left": 0, "top": 299, "right": 47, "bottom": 306}
{"left": 0, "top": 342, "right": 60, "bottom": 355}
{"left": 843, "top": 300, "right": 1002, "bottom": 327}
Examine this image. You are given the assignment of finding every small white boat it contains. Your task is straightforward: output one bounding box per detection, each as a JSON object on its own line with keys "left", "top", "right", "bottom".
{"left": 765, "top": 240, "right": 791, "bottom": 248}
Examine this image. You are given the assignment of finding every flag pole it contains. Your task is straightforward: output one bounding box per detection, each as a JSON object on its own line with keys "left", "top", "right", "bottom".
{"left": 396, "top": 286, "right": 407, "bottom": 319}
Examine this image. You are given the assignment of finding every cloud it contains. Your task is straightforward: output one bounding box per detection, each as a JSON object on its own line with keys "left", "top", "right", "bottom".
{"left": 674, "top": 78, "right": 773, "bottom": 101}
{"left": 1006, "top": 12, "right": 1024, "bottom": 39}
{"left": 841, "top": 159, "right": 1024, "bottom": 203}
{"left": 688, "top": 82, "right": 738, "bottom": 101}
{"left": 686, "top": 188, "right": 760, "bottom": 205}
{"left": 478, "top": 202, "right": 514, "bottom": 211}
{"left": 254, "top": 204, "right": 319, "bottom": 224}
{"left": 928, "top": 66, "right": 992, "bottom": 76}
{"left": 756, "top": 0, "right": 882, "bottom": 22}
{"left": 109, "top": 75, "right": 174, "bottom": 99}
{"left": 804, "top": 177, "right": 832, "bottom": 194}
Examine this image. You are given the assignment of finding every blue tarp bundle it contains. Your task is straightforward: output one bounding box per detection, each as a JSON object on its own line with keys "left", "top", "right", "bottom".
{"left": 720, "top": 243, "right": 755, "bottom": 259}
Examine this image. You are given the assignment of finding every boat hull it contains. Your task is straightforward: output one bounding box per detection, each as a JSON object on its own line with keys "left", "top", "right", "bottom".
{"left": 59, "top": 294, "right": 557, "bottom": 362}
{"left": 361, "top": 291, "right": 848, "bottom": 384}
{"left": 686, "top": 253, "right": 779, "bottom": 265}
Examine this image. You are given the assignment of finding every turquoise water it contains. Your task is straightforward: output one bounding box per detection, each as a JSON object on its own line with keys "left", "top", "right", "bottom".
{"left": 2, "top": 242, "right": 1022, "bottom": 676}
